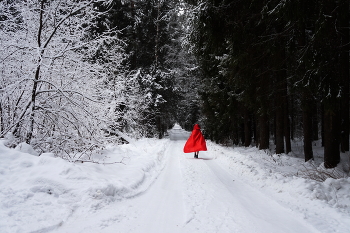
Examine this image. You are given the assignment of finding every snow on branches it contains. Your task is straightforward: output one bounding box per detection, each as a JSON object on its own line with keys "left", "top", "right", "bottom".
{"left": 0, "top": 0, "right": 134, "bottom": 159}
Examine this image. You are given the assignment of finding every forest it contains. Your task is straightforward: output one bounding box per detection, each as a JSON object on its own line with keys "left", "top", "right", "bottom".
{"left": 0, "top": 0, "right": 349, "bottom": 169}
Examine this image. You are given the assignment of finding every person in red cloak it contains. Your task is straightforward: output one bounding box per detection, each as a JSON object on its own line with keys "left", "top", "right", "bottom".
{"left": 183, "top": 124, "right": 207, "bottom": 158}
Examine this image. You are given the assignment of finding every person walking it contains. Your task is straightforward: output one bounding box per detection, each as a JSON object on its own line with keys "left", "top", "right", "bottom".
{"left": 183, "top": 124, "right": 207, "bottom": 158}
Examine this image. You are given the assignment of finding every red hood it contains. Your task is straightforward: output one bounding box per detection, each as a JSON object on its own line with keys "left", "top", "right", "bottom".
{"left": 193, "top": 124, "right": 200, "bottom": 130}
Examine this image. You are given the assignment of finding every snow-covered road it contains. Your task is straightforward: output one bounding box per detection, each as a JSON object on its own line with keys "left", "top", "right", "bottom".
{"left": 2, "top": 138, "right": 349, "bottom": 233}
{"left": 54, "top": 141, "right": 320, "bottom": 233}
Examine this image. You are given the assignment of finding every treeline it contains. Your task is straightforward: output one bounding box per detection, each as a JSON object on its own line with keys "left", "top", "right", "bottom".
{"left": 88, "top": 0, "right": 201, "bottom": 137}
{"left": 90, "top": 0, "right": 184, "bottom": 139}
{"left": 184, "top": 0, "right": 349, "bottom": 168}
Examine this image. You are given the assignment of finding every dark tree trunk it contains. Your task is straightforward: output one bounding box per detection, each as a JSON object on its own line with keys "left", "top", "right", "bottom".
{"left": 324, "top": 103, "right": 341, "bottom": 168}
{"left": 244, "top": 107, "right": 251, "bottom": 147}
{"left": 283, "top": 89, "right": 292, "bottom": 153}
{"left": 276, "top": 19, "right": 291, "bottom": 151}
{"left": 259, "top": 113, "right": 269, "bottom": 150}
{"left": 312, "top": 103, "right": 319, "bottom": 141}
{"left": 257, "top": 66, "right": 270, "bottom": 150}
{"left": 233, "top": 126, "right": 239, "bottom": 145}
{"left": 296, "top": 9, "right": 314, "bottom": 161}
{"left": 322, "top": 0, "right": 341, "bottom": 168}
{"left": 253, "top": 114, "right": 258, "bottom": 146}
{"left": 302, "top": 91, "right": 314, "bottom": 162}
{"left": 339, "top": 0, "right": 350, "bottom": 152}
{"left": 240, "top": 121, "right": 245, "bottom": 145}
{"left": 275, "top": 92, "right": 284, "bottom": 154}
{"left": 290, "top": 93, "right": 295, "bottom": 140}
{"left": 340, "top": 80, "right": 349, "bottom": 153}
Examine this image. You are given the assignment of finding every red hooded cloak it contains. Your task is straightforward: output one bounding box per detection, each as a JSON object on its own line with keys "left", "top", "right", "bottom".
{"left": 183, "top": 124, "right": 207, "bottom": 153}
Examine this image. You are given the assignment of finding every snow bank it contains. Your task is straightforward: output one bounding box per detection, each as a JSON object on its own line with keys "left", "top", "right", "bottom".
{"left": 208, "top": 141, "right": 350, "bottom": 233}
{"left": 0, "top": 139, "right": 169, "bottom": 233}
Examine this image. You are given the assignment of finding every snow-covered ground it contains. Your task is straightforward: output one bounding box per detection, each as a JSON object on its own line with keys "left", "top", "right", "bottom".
{"left": 0, "top": 128, "right": 350, "bottom": 233}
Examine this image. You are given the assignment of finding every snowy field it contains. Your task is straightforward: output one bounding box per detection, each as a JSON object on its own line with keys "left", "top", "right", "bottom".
{"left": 1, "top": 129, "right": 350, "bottom": 233}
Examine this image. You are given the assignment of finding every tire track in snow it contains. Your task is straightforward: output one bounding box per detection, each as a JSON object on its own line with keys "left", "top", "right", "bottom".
{"left": 201, "top": 158, "right": 321, "bottom": 233}
{"left": 50, "top": 140, "right": 323, "bottom": 233}
{"left": 113, "top": 140, "right": 186, "bottom": 233}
